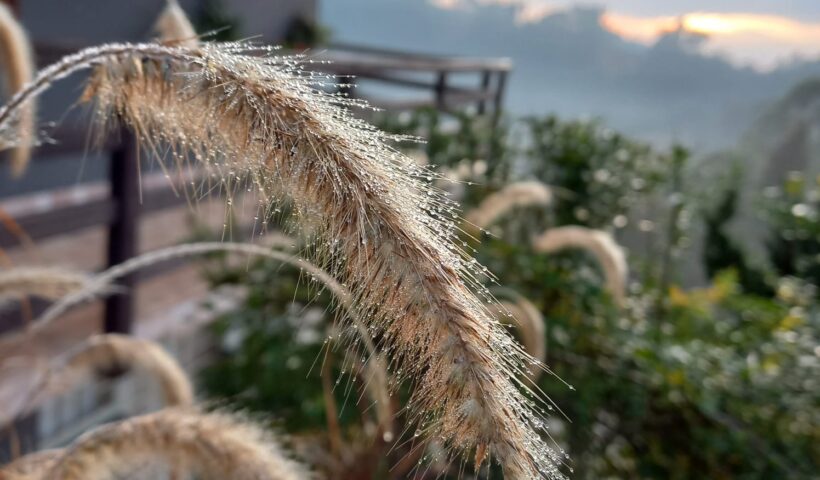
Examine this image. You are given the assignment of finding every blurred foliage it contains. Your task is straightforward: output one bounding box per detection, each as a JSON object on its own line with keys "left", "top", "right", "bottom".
{"left": 764, "top": 172, "right": 820, "bottom": 290}
{"left": 200, "top": 259, "right": 353, "bottom": 431}
{"left": 523, "top": 116, "right": 667, "bottom": 229}
{"left": 194, "top": 0, "right": 241, "bottom": 42}
{"left": 200, "top": 256, "right": 406, "bottom": 479}
{"left": 701, "top": 164, "right": 773, "bottom": 297}
{"left": 283, "top": 16, "right": 331, "bottom": 49}
{"left": 378, "top": 107, "right": 512, "bottom": 207}
{"left": 201, "top": 110, "right": 819, "bottom": 479}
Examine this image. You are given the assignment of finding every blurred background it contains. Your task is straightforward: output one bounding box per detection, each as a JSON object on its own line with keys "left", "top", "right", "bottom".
{"left": 0, "top": 0, "right": 818, "bottom": 479}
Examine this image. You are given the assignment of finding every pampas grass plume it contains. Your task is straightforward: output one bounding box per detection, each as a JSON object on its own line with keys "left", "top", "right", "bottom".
{"left": 0, "top": 267, "right": 90, "bottom": 302}
{"left": 466, "top": 180, "right": 553, "bottom": 230}
{"left": 0, "top": 2, "right": 35, "bottom": 177}
{"left": 46, "top": 334, "right": 194, "bottom": 407}
{"left": 39, "top": 408, "right": 310, "bottom": 480}
{"left": 0, "top": 449, "right": 61, "bottom": 480}
{"left": 0, "top": 42, "right": 566, "bottom": 477}
{"left": 154, "top": 0, "right": 199, "bottom": 49}
{"left": 534, "top": 225, "right": 628, "bottom": 306}
{"left": 494, "top": 296, "right": 546, "bottom": 379}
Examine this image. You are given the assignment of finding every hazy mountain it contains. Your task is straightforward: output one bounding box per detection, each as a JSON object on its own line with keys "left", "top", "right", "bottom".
{"left": 320, "top": 0, "right": 820, "bottom": 151}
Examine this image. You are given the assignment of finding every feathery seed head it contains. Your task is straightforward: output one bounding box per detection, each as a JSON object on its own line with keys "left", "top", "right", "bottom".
{"left": 0, "top": 267, "right": 90, "bottom": 302}
{"left": 494, "top": 296, "right": 547, "bottom": 380}
{"left": 41, "top": 408, "right": 310, "bottom": 480}
{"left": 5, "top": 334, "right": 194, "bottom": 426}
{"left": 466, "top": 181, "right": 553, "bottom": 231}
{"left": 534, "top": 225, "right": 628, "bottom": 306}
{"left": 60, "top": 334, "right": 194, "bottom": 406}
{"left": 0, "top": 449, "right": 62, "bottom": 480}
{"left": 0, "top": 42, "right": 568, "bottom": 478}
{"left": 0, "top": 2, "right": 35, "bottom": 177}
{"left": 153, "top": 0, "right": 199, "bottom": 49}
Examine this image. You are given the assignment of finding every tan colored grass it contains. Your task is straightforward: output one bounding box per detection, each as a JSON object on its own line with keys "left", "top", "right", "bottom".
{"left": 0, "top": 449, "right": 61, "bottom": 480}
{"left": 0, "top": 43, "right": 565, "bottom": 477}
{"left": 0, "top": 2, "right": 34, "bottom": 177}
{"left": 363, "top": 355, "right": 392, "bottom": 439}
{"left": 33, "top": 408, "right": 309, "bottom": 480}
{"left": 26, "top": 241, "right": 342, "bottom": 335}
{"left": 494, "top": 296, "right": 546, "bottom": 381}
{"left": 0, "top": 267, "right": 90, "bottom": 302}
{"left": 44, "top": 334, "right": 193, "bottom": 407}
{"left": 7, "top": 242, "right": 394, "bottom": 444}
{"left": 154, "top": 0, "right": 199, "bottom": 49}
{"left": 465, "top": 180, "right": 553, "bottom": 231}
{"left": 1, "top": 334, "right": 193, "bottom": 430}
{"left": 534, "top": 225, "right": 628, "bottom": 306}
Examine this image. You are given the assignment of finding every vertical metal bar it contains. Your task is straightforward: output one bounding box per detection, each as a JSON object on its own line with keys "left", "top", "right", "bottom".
{"left": 489, "top": 71, "right": 508, "bottom": 163}
{"left": 104, "top": 128, "right": 139, "bottom": 334}
{"left": 491, "top": 71, "right": 507, "bottom": 131}
{"left": 477, "top": 69, "right": 492, "bottom": 115}
{"left": 434, "top": 71, "right": 447, "bottom": 110}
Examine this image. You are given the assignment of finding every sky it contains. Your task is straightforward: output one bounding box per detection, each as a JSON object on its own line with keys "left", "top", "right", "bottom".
{"left": 431, "top": 0, "right": 820, "bottom": 70}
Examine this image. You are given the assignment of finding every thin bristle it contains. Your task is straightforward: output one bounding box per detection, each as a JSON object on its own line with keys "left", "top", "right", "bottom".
{"left": 466, "top": 181, "right": 553, "bottom": 230}
{"left": 153, "top": 0, "right": 199, "bottom": 49}
{"left": 533, "top": 225, "right": 628, "bottom": 306}
{"left": 0, "top": 43, "right": 566, "bottom": 477}
{"left": 39, "top": 408, "right": 310, "bottom": 480}
{"left": 0, "top": 266, "right": 90, "bottom": 302}
{"left": 0, "top": 3, "right": 35, "bottom": 177}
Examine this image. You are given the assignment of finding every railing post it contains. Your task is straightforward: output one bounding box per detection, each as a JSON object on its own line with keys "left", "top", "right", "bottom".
{"left": 491, "top": 70, "right": 507, "bottom": 131}
{"left": 488, "top": 71, "right": 508, "bottom": 162}
{"left": 435, "top": 71, "right": 447, "bottom": 110}
{"left": 477, "top": 69, "right": 491, "bottom": 115}
{"left": 104, "top": 128, "right": 139, "bottom": 334}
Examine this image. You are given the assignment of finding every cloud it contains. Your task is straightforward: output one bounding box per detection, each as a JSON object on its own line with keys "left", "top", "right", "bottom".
{"left": 427, "top": 1, "right": 820, "bottom": 70}
{"left": 428, "top": 0, "right": 559, "bottom": 23}
{"left": 429, "top": 0, "right": 462, "bottom": 9}
{"left": 602, "top": 12, "right": 820, "bottom": 69}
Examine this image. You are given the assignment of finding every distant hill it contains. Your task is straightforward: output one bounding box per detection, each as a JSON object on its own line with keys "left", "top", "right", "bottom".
{"left": 740, "top": 78, "right": 820, "bottom": 187}
{"left": 320, "top": 0, "right": 820, "bottom": 151}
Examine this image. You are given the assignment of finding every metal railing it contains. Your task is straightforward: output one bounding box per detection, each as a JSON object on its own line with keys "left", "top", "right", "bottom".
{"left": 317, "top": 43, "right": 512, "bottom": 128}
